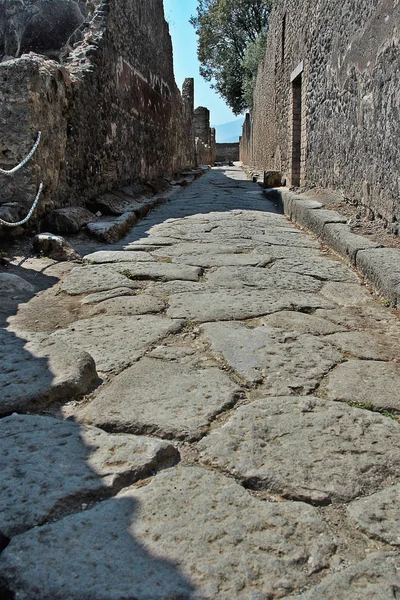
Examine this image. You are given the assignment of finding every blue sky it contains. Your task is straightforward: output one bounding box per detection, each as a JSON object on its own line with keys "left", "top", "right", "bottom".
{"left": 163, "top": 0, "right": 241, "bottom": 126}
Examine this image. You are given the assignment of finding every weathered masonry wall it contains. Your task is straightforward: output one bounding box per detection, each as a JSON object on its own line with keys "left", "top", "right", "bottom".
{"left": 215, "top": 143, "right": 239, "bottom": 163}
{"left": 241, "top": 0, "right": 400, "bottom": 228}
{"left": 194, "top": 106, "right": 216, "bottom": 166}
{"left": 0, "top": 0, "right": 195, "bottom": 226}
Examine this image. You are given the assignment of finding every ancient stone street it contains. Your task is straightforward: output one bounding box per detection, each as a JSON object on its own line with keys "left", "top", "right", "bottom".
{"left": 1, "top": 166, "right": 399, "bottom": 599}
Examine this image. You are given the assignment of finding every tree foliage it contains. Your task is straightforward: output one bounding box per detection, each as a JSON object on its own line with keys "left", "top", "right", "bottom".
{"left": 190, "top": 0, "right": 272, "bottom": 115}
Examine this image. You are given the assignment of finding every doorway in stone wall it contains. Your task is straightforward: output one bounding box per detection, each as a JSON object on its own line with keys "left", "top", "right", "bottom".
{"left": 291, "top": 73, "right": 302, "bottom": 187}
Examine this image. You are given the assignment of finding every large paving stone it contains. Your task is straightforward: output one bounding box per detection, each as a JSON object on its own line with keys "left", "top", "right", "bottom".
{"left": 0, "top": 331, "right": 97, "bottom": 415}
{"left": 167, "top": 289, "right": 334, "bottom": 322}
{"left": 260, "top": 310, "right": 345, "bottom": 335}
{"left": 62, "top": 264, "right": 142, "bottom": 295}
{"left": 201, "top": 322, "right": 342, "bottom": 394}
{"left": 253, "top": 232, "right": 320, "bottom": 248}
{"left": 63, "top": 262, "right": 201, "bottom": 296}
{"left": 320, "top": 282, "right": 373, "bottom": 306}
{"left": 323, "top": 360, "right": 400, "bottom": 411}
{"left": 0, "top": 414, "right": 179, "bottom": 537}
{"left": 315, "top": 305, "right": 400, "bottom": 333}
{"left": 173, "top": 252, "right": 274, "bottom": 268}
{"left": 0, "top": 467, "right": 338, "bottom": 600}
{"left": 88, "top": 295, "right": 165, "bottom": 316}
{"left": 151, "top": 242, "right": 253, "bottom": 257}
{"left": 52, "top": 316, "right": 184, "bottom": 372}
{"left": 197, "top": 396, "right": 400, "bottom": 504}
{"left": 325, "top": 331, "right": 400, "bottom": 361}
{"left": 77, "top": 357, "right": 241, "bottom": 441}
{"left": 270, "top": 256, "right": 357, "bottom": 283}
{"left": 83, "top": 251, "right": 156, "bottom": 263}
{"left": 286, "top": 552, "right": 400, "bottom": 599}
{"left": 347, "top": 486, "right": 400, "bottom": 546}
{"left": 205, "top": 266, "right": 322, "bottom": 293}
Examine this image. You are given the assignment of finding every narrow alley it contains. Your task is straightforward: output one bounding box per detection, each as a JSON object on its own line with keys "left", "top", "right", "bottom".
{"left": 1, "top": 165, "right": 399, "bottom": 599}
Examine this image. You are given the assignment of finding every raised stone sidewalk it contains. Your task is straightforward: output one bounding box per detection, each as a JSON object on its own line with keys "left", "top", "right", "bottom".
{"left": 0, "top": 165, "right": 399, "bottom": 599}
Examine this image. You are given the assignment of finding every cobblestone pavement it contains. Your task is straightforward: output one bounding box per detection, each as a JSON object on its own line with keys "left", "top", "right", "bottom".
{"left": 1, "top": 166, "right": 399, "bottom": 599}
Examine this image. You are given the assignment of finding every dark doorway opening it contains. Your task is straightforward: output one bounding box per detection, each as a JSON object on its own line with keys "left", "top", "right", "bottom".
{"left": 291, "top": 74, "right": 302, "bottom": 186}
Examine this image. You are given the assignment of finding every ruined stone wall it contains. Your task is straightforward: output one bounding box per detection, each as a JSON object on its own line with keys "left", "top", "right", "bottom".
{"left": 215, "top": 143, "right": 239, "bottom": 163}
{"left": 0, "top": 0, "right": 195, "bottom": 226}
{"left": 242, "top": 0, "right": 400, "bottom": 228}
{"left": 194, "top": 106, "right": 216, "bottom": 166}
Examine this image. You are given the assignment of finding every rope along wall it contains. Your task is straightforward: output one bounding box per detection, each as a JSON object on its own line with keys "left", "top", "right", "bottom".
{"left": 0, "top": 132, "right": 43, "bottom": 227}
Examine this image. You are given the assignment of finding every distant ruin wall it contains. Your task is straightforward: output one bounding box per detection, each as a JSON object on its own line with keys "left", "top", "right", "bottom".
{"left": 242, "top": 0, "right": 400, "bottom": 228}
{"left": 194, "top": 106, "right": 216, "bottom": 166}
{"left": 216, "top": 143, "right": 239, "bottom": 163}
{"left": 0, "top": 0, "right": 195, "bottom": 226}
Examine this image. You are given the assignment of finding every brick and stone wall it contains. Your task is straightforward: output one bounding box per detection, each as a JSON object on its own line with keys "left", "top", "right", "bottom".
{"left": 215, "top": 143, "right": 239, "bottom": 163}
{"left": 241, "top": 0, "right": 400, "bottom": 228}
{"left": 0, "top": 0, "right": 195, "bottom": 227}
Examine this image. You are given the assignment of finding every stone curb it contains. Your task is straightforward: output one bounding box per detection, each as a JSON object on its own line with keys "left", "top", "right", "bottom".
{"left": 265, "top": 188, "right": 400, "bottom": 306}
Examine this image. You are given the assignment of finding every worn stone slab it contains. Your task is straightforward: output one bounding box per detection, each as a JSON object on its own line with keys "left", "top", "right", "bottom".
{"left": 52, "top": 316, "right": 183, "bottom": 373}
{"left": 151, "top": 242, "right": 253, "bottom": 257}
{"left": 106, "top": 261, "right": 202, "bottom": 282}
{"left": 356, "top": 247, "right": 400, "bottom": 305}
{"left": 0, "top": 466, "right": 338, "bottom": 600}
{"left": 347, "top": 486, "right": 400, "bottom": 546}
{"left": 62, "top": 264, "right": 142, "bottom": 295}
{"left": 83, "top": 251, "right": 155, "bottom": 264}
{"left": 80, "top": 287, "right": 137, "bottom": 305}
{"left": 0, "top": 414, "right": 179, "bottom": 538}
{"left": 146, "top": 280, "right": 206, "bottom": 298}
{"left": 0, "top": 273, "right": 35, "bottom": 296}
{"left": 253, "top": 231, "right": 320, "bottom": 248}
{"left": 286, "top": 553, "right": 400, "bottom": 599}
{"left": 88, "top": 295, "right": 165, "bottom": 316}
{"left": 86, "top": 211, "right": 138, "bottom": 243}
{"left": 201, "top": 322, "right": 342, "bottom": 393}
{"left": 323, "top": 360, "right": 400, "bottom": 411}
{"left": 167, "top": 289, "right": 334, "bottom": 322}
{"left": 205, "top": 266, "right": 322, "bottom": 293}
{"left": 325, "top": 331, "right": 400, "bottom": 361}
{"left": 0, "top": 331, "right": 97, "bottom": 415}
{"left": 77, "top": 357, "right": 241, "bottom": 441}
{"left": 316, "top": 305, "right": 400, "bottom": 334}
{"left": 322, "top": 223, "right": 381, "bottom": 266}
{"left": 172, "top": 252, "right": 274, "bottom": 268}
{"left": 270, "top": 256, "right": 357, "bottom": 283}
{"left": 320, "top": 282, "right": 374, "bottom": 306}
{"left": 197, "top": 396, "right": 400, "bottom": 504}
{"left": 260, "top": 310, "right": 345, "bottom": 335}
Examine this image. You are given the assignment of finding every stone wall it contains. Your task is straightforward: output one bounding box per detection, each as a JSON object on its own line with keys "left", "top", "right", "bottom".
{"left": 215, "top": 143, "right": 239, "bottom": 163}
{"left": 241, "top": 0, "right": 400, "bottom": 228}
{"left": 0, "top": 0, "right": 195, "bottom": 227}
{"left": 194, "top": 106, "right": 216, "bottom": 166}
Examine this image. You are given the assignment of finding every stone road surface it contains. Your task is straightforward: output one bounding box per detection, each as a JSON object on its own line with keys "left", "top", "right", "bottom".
{"left": 1, "top": 165, "right": 399, "bottom": 599}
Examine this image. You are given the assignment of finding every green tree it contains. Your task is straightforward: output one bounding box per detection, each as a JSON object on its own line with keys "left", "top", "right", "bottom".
{"left": 190, "top": 0, "right": 272, "bottom": 115}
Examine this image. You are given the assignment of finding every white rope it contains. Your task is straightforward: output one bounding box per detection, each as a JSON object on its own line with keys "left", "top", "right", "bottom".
{"left": 0, "top": 131, "right": 41, "bottom": 175}
{"left": 0, "top": 183, "right": 43, "bottom": 227}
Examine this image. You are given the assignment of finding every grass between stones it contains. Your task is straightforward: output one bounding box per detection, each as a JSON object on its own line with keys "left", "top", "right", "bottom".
{"left": 346, "top": 400, "right": 400, "bottom": 423}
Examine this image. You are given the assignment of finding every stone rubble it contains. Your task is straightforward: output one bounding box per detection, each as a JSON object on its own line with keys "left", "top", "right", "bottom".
{"left": 0, "top": 166, "right": 399, "bottom": 599}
